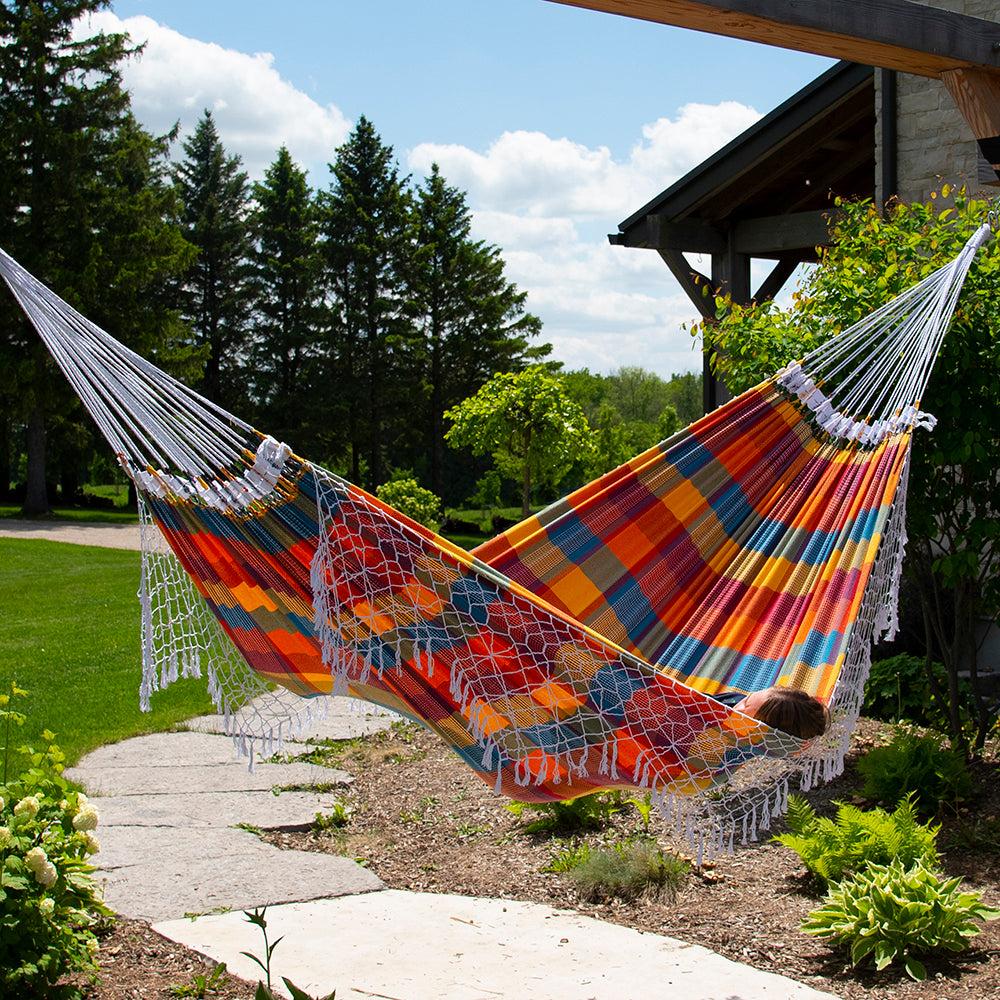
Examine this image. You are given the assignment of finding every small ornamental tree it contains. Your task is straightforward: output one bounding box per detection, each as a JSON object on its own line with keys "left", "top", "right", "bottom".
{"left": 376, "top": 477, "right": 442, "bottom": 530}
{"left": 444, "top": 366, "right": 594, "bottom": 518}
{"left": 693, "top": 191, "right": 1000, "bottom": 749}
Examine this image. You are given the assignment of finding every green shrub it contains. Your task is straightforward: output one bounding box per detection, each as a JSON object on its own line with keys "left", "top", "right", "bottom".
{"left": 863, "top": 654, "right": 972, "bottom": 732}
{"left": 569, "top": 842, "right": 689, "bottom": 903}
{"left": 802, "top": 859, "right": 1000, "bottom": 981}
{"left": 1, "top": 685, "right": 113, "bottom": 998}
{"left": 856, "top": 726, "right": 971, "bottom": 814}
{"left": 505, "top": 792, "right": 622, "bottom": 834}
{"left": 375, "top": 478, "right": 442, "bottom": 530}
{"left": 775, "top": 794, "right": 939, "bottom": 888}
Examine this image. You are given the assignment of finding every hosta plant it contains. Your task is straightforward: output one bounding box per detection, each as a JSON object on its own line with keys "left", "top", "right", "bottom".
{"left": 1, "top": 684, "right": 113, "bottom": 998}
{"left": 802, "top": 859, "right": 1000, "bottom": 981}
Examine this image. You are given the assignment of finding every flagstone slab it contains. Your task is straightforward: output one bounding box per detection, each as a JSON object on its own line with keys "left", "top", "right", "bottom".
{"left": 92, "top": 789, "right": 348, "bottom": 830}
{"left": 94, "top": 826, "right": 382, "bottom": 922}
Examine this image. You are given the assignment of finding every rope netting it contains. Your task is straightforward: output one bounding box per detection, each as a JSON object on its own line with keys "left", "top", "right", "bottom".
{"left": 0, "top": 218, "right": 991, "bottom": 855}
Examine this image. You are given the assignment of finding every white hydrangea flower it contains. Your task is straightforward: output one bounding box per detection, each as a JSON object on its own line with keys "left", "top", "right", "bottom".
{"left": 35, "top": 861, "right": 58, "bottom": 887}
{"left": 26, "top": 846, "right": 48, "bottom": 871}
{"left": 72, "top": 805, "right": 99, "bottom": 832}
{"left": 0, "top": 826, "right": 11, "bottom": 848}
{"left": 84, "top": 831, "right": 100, "bottom": 855}
{"left": 14, "top": 795, "right": 40, "bottom": 819}
{"left": 39, "top": 897, "right": 55, "bottom": 917}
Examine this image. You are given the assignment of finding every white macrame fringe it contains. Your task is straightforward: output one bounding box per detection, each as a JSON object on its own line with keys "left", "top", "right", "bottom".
{"left": 138, "top": 488, "right": 332, "bottom": 768}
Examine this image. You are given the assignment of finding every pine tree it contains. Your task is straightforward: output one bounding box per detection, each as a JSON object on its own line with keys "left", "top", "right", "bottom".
{"left": 319, "top": 117, "right": 412, "bottom": 489}
{"left": 56, "top": 111, "right": 196, "bottom": 501}
{"left": 0, "top": 0, "right": 189, "bottom": 513}
{"left": 247, "top": 146, "right": 322, "bottom": 452}
{"left": 409, "top": 164, "right": 547, "bottom": 499}
{"left": 173, "top": 111, "right": 253, "bottom": 411}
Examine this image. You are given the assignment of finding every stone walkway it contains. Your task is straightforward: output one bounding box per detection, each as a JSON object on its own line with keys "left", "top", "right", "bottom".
{"left": 13, "top": 521, "right": 842, "bottom": 999}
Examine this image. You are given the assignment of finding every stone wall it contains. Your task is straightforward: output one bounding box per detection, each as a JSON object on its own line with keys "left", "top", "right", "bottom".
{"left": 876, "top": 0, "right": 1000, "bottom": 205}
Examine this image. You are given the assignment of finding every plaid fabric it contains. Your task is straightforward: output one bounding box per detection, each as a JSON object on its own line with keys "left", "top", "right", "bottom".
{"left": 475, "top": 383, "right": 910, "bottom": 706}
{"left": 141, "top": 379, "right": 907, "bottom": 804}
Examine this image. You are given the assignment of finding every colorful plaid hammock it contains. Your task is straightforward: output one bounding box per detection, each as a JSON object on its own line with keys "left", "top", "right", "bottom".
{"left": 0, "top": 220, "right": 990, "bottom": 856}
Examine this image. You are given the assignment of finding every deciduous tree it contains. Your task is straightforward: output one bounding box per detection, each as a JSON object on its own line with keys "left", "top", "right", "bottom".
{"left": 444, "top": 367, "right": 593, "bottom": 518}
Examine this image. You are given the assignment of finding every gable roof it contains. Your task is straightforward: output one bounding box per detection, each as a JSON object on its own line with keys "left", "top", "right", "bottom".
{"left": 612, "top": 60, "right": 876, "bottom": 260}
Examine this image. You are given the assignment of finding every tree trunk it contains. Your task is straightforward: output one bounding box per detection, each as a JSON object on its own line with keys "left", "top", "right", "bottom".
{"left": 22, "top": 404, "right": 50, "bottom": 516}
{"left": 0, "top": 412, "right": 10, "bottom": 501}
{"left": 429, "top": 328, "right": 444, "bottom": 499}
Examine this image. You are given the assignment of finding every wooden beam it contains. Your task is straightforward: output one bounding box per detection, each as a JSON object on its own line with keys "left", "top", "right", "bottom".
{"left": 658, "top": 248, "right": 714, "bottom": 318}
{"left": 754, "top": 256, "right": 801, "bottom": 304}
{"left": 547, "top": 0, "right": 1000, "bottom": 78}
{"left": 648, "top": 216, "right": 726, "bottom": 253}
{"left": 732, "top": 211, "right": 833, "bottom": 255}
{"left": 941, "top": 68, "right": 1000, "bottom": 177}
{"left": 627, "top": 210, "right": 833, "bottom": 255}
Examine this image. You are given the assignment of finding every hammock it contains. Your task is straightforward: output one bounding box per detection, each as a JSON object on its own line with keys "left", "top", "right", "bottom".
{"left": 1, "top": 221, "right": 991, "bottom": 858}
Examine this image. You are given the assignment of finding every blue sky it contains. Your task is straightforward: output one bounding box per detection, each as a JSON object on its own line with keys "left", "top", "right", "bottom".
{"left": 88, "top": 1, "right": 833, "bottom": 377}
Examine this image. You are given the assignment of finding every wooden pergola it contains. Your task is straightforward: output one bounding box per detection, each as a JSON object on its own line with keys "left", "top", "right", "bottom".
{"left": 611, "top": 60, "right": 877, "bottom": 406}
{"left": 547, "top": 0, "right": 1000, "bottom": 407}
{"left": 548, "top": 0, "right": 1000, "bottom": 159}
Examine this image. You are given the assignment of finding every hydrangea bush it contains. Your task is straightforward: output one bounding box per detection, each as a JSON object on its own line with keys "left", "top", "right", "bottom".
{"left": 1, "top": 683, "right": 113, "bottom": 998}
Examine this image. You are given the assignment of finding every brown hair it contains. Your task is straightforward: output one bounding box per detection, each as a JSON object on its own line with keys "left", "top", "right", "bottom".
{"left": 753, "top": 687, "right": 829, "bottom": 739}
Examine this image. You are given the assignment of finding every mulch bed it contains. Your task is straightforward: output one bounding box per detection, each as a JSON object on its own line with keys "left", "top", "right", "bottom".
{"left": 77, "top": 717, "right": 1000, "bottom": 999}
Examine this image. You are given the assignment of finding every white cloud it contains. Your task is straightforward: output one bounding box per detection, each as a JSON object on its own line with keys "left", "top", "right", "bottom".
{"left": 73, "top": 12, "right": 351, "bottom": 179}
{"left": 411, "top": 102, "right": 762, "bottom": 377}
{"left": 70, "top": 12, "right": 761, "bottom": 378}
{"left": 409, "top": 102, "right": 760, "bottom": 223}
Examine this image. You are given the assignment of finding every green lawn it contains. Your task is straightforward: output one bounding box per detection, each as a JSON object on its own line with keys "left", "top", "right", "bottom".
{"left": 0, "top": 538, "right": 216, "bottom": 775}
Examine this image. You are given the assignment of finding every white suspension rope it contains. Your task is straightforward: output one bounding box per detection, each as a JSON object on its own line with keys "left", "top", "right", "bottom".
{"left": 0, "top": 246, "right": 256, "bottom": 477}
{"left": 777, "top": 220, "right": 994, "bottom": 444}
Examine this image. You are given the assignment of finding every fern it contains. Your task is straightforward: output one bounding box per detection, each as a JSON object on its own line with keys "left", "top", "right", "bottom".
{"left": 774, "top": 794, "right": 938, "bottom": 887}
{"left": 856, "top": 726, "right": 970, "bottom": 813}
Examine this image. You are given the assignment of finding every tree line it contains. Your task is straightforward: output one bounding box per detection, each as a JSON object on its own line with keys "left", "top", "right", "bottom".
{"left": 0, "top": 0, "right": 700, "bottom": 516}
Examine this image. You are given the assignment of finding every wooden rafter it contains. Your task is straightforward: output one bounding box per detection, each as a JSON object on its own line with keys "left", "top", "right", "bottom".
{"left": 546, "top": 0, "right": 1000, "bottom": 77}
{"left": 941, "top": 68, "right": 1000, "bottom": 174}
{"left": 548, "top": 0, "right": 1000, "bottom": 180}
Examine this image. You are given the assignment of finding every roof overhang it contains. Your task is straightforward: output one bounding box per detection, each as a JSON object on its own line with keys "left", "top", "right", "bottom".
{"left": 612, "top": 61, "right": 875, "bottom": 262}
{"left": 546, "top": 0, "right": 1000, "bottom": 78}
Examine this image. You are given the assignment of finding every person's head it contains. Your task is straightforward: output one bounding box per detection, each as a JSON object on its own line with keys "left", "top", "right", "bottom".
{"left": 733, "top": 686, "right": 828, "bottom": 739}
